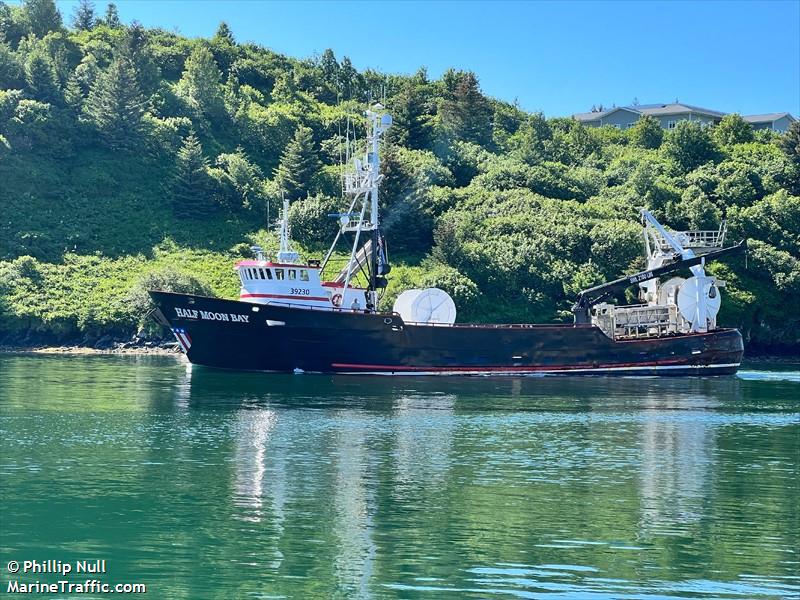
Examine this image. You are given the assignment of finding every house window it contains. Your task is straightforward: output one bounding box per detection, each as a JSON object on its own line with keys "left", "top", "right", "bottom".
{"left": 300, "top": 270, "right": 309, "bottom": 282}
{"left": 667, "top": 120, "right": 677, "bottom": 129}
{"left": 275, "top": 269, "right": 284, "bottom": 280}
{"left": 625, "top": 123, "right": 635, "bottom": 129}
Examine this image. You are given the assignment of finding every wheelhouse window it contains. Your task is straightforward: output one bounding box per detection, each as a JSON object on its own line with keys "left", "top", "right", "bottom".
{"left": 300, "top": 270, "right": 309, "bottom": 282}
{"left": 275, "top": 269, "right": 284, "bottom": 280}
{"left": 288, "top": 270, "right": 296, "bottom": 280}
{"left": 264, "top": 269, "right": 273, "bottom": 280}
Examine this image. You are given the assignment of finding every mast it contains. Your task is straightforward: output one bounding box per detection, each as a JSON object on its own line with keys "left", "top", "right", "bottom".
{"left": 276, "top": 196, "right": 299, "bottom": 264}
{"left": 337, "top": 105, "right": 392, "bottom": 310}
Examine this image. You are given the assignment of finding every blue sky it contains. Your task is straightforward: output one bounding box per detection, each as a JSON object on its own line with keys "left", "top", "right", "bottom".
{"left": 50, "top": 0, "right": 800, "bottom": 117}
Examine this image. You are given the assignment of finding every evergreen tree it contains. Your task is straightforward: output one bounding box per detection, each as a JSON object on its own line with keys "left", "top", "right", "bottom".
{"left": 338, "top": 56, "right": 361, "bottom": 99}
{"left": 0, "top": 41, "right": 24, "bottom": 88}
{"left": 64, "top": 71, "right": 83, "bottom": 112}
{"left": 177, "top": 44, "right": 225, "bottom": 120}
{"left": 389, "top": 83, "right": 432, "bottom": 149}
{"left": 121, "top": 22, "right": 160, "bottom": 96}
{"left": 83, "top": 55, "right": 144, "bottom": 148}
{"left": 25, "top": 50, "right": 60, "bottom": 103}
{"left": 630, "top": 114, "right": 663, "bottom": 149}
{"left": 274, "top": 125, "right": 320, "bottom": 200}
{"left": 172, "top": 132, "right": 215, "bottom": 217}
{"left": 103, "top": 2, "right": 120, "bottom": 28}
{"left": 222, "top": 72, "right": 242, "bottom": 116}
{"left": 0, "top": 2, "right": 26, "bottom": 46}
{"left": 439, "top": 71, "right": 492, "bottom": 147}
{"left": 713, "top": 113, "right": 754, "bottom": 146}
{"left": 319, "top": 48, "right": 339, "bottom": 85}
{"left": 71, "top": 0, "right": 95, "bottom": 31}
{"left": 210, "top": 21, "right": 236, "bottom": 74}
{"left": 21, "top": 0, "right": 61, "bottom": 37}
{"left": 213, "top": 21, "right": 235, "bottom": 45}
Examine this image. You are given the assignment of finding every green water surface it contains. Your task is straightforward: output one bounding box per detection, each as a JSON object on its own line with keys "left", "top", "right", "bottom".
{"left": 0, "top": 355, "right": 798, "bottom": 599}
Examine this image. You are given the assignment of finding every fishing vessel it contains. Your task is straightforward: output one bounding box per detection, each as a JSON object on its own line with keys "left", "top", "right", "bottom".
{"left": 150, "top": 106, "right": 746, "bottom": 376}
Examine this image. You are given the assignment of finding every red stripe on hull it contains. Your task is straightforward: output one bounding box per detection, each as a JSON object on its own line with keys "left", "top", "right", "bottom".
{"left": 240, "top": 293, "right": 330, "bottom": 302}
{"left": 331, "top": 359, "right": 689, "bottom": 372}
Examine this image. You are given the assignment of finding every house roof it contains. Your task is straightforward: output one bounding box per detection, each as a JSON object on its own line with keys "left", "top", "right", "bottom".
{"left": 574, "top": 103, "right": 794, "bottom": 124}
{"left": 573, "top": 106, "right": 641, "bottom": 122}
{"left": 574, "top": 102, "right": 726, "bottom": 122}
{"left": 635, "top": 103, "right": 726, "bottom": 118}
{"left": 743, "top": 113, "right": 796, "bottom": 124}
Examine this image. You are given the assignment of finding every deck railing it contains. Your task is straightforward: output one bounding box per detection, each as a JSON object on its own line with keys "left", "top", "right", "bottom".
{"left": 652, "top": 226, "right": 726, "bottom": 252}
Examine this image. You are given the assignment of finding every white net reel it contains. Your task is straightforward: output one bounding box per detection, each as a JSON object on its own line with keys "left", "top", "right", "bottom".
{"left": 393, "top": 288, "right": 457, "bottom": 325}
{"left": 677, "top": 276, "right": 721, "bottom": 331}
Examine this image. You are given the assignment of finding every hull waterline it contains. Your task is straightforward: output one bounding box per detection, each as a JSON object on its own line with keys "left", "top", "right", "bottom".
{"left": 149, "top": 291, "right": 744, "bottom": 376}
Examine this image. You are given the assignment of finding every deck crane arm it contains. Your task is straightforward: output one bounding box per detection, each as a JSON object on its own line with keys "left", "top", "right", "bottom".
{"left": 572, "top": 240, "right": 747, "bottom": 324}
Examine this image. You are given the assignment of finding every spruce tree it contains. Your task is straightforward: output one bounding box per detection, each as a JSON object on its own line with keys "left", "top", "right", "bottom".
{"left": 83, "top": 55, "right": 144, "bottom": 148}
{"left": 22, "top": 0, "right": 62, "bottom": 38}
{"left": 25, "top": 51, "right": 60, "bottom": 103}
{"left": 121, "top": 22, "right": 160, "bottom": 96}
{"left": 390, "top": 83, "right": 432, "bottom": 149}
{"left": 172, "top": 132, "right": 215, "bottom": 218}
{"left": 71, "top": 0, "right": 95, "bottom": 31}
{"left": 439, "top": 71, "right": 492, "bottom": 147}
{"left": 103, "top": 2, "right": 120, "bottom": 28}
{"left": 213, "top": 21, "right": 235, "bottom": 45}
{"left": 274, "top": 126, "right": 320, "bottom": 201}
{"left": 64, "top": 72, "right": 83, "bottom": 112}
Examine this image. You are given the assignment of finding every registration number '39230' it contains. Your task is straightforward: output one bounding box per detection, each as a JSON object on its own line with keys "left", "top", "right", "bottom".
{"left": 290, "top": 288, "right": 310, "bottom": 295}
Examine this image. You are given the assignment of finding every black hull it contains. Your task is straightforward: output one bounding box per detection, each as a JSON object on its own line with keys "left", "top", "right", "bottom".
{"left": 149, "top": 291, "right": 744, "bottom": 376}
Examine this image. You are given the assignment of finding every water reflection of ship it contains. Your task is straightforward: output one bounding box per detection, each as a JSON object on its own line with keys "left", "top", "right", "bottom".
{"left": 638, "top": 379, "right": 741, "bottom": 534}
{"left": 231, "top": 407, "right": 286, "bottom": 569}
{"left": 184, "top": 367, "right": 459, "bottom": 595}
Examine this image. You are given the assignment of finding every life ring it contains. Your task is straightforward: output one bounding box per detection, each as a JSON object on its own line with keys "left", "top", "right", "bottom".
{"left": 331, "top": 293, "right": 342, "bottom": 307}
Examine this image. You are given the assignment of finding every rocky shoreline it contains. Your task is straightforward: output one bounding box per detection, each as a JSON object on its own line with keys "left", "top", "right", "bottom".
{"left": 0, "top": 333, "right": 181, "bottom": 356}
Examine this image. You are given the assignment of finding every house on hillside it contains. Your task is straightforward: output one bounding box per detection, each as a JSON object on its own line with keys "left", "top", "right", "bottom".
{"left": 574, "top": 103, "right": 725, "bottom": 130}
{"left": 743, "top": 113, "right": 797, "bottom": 132}
{"left": 574, "top": 103, "right": 796, "bottom": 132}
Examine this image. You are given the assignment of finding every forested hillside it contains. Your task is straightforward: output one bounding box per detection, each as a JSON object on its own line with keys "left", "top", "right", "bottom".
{"left": 1, "top": 0, "right": 799, "bottom": 352}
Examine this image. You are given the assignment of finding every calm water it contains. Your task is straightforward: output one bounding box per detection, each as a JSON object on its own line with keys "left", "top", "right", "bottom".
{"left": 0, "top": 355, "right": 798, "bottom": 599}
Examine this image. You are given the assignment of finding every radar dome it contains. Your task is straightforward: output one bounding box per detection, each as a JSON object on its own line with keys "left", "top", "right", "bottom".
{"left": 393, "top": 288, "right": 456, "bottom": 325}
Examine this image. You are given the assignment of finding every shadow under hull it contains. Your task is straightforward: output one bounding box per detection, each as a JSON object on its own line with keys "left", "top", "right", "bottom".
{"left": 149, "top": 291, "right": 744, "bottom": 376}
